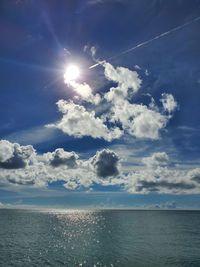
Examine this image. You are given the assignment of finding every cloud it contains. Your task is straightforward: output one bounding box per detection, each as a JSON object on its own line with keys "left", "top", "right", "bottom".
{"left": 83, "top": 45, "right": 97, "bottom": 59}
{"left": 44, "top": 148, "right": 79, "bottom": 168}
{"left": 47, "top": 62, "right": 177, "bottom": 141}
{"left": 103, "top": 62, "right": 142, "bottom": 97}
{"left": 128, "top": 106, "right": 168, "bottom": 139}
{"left": 63, "top": 180, "right": 79, "bottom": 190}
{"left": 90, "top": 46, "right": 97, "bottom": 57}
{"left": 0, "top": 140, "right": 35, "bottom": 169}
{"left": 126, "top": 167, "right": 198, "bottom": 194}
{"left": 91, "top": 149, "right": 120, "bottom": 178}
{"left": 0, "top": 140, "right": 200, "bottom": 194}
{"left": 125, "top": 152, "right": 200, "bottom": 194}
{"left": 160, "top": 93, "right": 178, "bottom": 113}
{"left": 65, "top": 80, "right": 101, "bottom": 105}
{"left": 142, "top": 152, "right": 169, "bottom": 167}
{"left": 0, "top": 141, "right": 122, "bottom": 190}
{"left": 0, "top": 162, "right": 48, "bottom": 186}
{"left": 105, "top": 97, "right": 168, "bottom": 140}
{"left": 0, "top": 140, "right": 120, "bottom": 190}
{"left": 162, "top": 201, "right": 177, "bottom": 209}
{"left": 188, "top": 168, "right": 200, "bottom": 183}
{"left": 103, "top": 62, "right": 175, "bottom": 140}
{"left": 0, "top": 60, "right": 183, "bottom": 193}
{"left": 0, "top": 140, "right": 14, "bottom": 162}
{"left": 4, "top": 126, "right": 58, "bottom": 145}
{"left": 134, "top": 179, "right": 195, "bottom": 193}
{"left": 47, "top": 100, "right": 122, "bottom": 141}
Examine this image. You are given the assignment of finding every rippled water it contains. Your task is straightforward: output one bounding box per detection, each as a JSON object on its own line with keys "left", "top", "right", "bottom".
{"left": 0, "top": 209, "right": 200, "bottom": 266}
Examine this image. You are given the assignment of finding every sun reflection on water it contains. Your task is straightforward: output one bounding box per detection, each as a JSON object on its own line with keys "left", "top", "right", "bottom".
{"left": 46, "top": 210, "right": 110, "bottom": 266}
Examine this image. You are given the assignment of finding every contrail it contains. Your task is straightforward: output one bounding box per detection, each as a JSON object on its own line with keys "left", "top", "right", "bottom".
{"left": 89, "top": 15, "right": 200, "bottom": 69}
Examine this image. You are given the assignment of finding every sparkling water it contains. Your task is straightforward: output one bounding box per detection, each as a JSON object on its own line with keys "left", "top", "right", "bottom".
{"left": 0, "top": 209, "right": 200, "bottom": 266}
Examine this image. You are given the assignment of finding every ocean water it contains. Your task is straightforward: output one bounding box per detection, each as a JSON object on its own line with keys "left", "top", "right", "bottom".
{"left": 0, "top": 209, "right": 200, "bottom": 267}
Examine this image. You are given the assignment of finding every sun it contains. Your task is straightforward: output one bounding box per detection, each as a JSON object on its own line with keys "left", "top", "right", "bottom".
{"left": 64, "top": 64, "right": 80, "bottom": 84}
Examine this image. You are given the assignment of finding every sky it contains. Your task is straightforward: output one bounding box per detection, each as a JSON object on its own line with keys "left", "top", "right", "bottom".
{"left": 1, "top": 0, "right": 200, "bottom": 209}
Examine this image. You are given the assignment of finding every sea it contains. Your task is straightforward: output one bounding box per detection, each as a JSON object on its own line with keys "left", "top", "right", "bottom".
{"left": 0, "top": 209, "right": 200, "bottom": 267}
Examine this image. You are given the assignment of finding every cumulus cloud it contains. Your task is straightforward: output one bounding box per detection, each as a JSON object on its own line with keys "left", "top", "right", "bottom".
{"left": 48, "top": 61, "right": 177, "bottom": 141}
{"left": 0, "top": 140, "right": 122, "bottom": 190}
{"left": 0, "top": 140, "right": 200, "bottom": 194}
{"left": 160, "top": 93, "right": 178, "bottom": 113}
{"left": 105, "top": 97, "right": 168, "bottom": 140}
{"left": 142, "top": 152, "right": 169, "bottom": 167}
{"left": 103, "top": 62, "right": 142, "bottom": 97}
{"left": 0, "top": 140, "right": 14, "bottom": 162}
{"left": 44, "top": 148, "right": 79, "bottom": 168}
{"left": 0, "top": 162, "right": 48, "bottom": 186}
{"left": 103, "top": 62, "right": 175, "bottom": 140}
{"left": 63, "top": 180, "right": 79, "bottom": 190}
{"left": 0, "top": 61, "right": 182, "bottom": 193}
{"left": 125, "top": 152, "right": 200, "bottom": 194}
{"left": 91, "top": 149, "right": 120, "bottom": 178}
{"left": 126, "top": 167, "right": 198, "bottom": 194}
{"left": 0, "top": 140, "right": 35, "bottom": 169}
{"left": 47, "top": 100, "right": 122, "bottom": 141}
{"left": 188, "top": 168, "right": 200, "bottom": 183}
{"left": 65, "top": 80, "right": 101, "bottom": 105}
{"left": 129, "top": 106, "right": 168, "bottom": 139}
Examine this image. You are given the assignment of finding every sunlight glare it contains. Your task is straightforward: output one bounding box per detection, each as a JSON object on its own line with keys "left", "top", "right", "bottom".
{"left": 64, "top": 64, "right": 80, "bottom": 84}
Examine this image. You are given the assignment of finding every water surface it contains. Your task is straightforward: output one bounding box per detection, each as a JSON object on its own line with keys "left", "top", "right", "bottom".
{"left": 0, "top": 209, "right": 200, "bottom": 266}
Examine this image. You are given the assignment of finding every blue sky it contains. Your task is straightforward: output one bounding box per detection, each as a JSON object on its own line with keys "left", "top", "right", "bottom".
{"left": 0, "top": 0, "right": 200, "bottom": 209}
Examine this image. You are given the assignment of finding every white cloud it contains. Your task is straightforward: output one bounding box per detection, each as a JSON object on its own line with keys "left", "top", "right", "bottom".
{"left": 65, "top": 80, "right": 101, "bottom": 105}
{"left": 43, "top": 148, "right": 79, "bottom": 168}
{"left": 125, "top": 152, "right": 200, "bottom": 194}
{"left": 188, "top": 168, "right": 200, "bottom": 183}
{"left": 160, "top": 93, "right": 178, "bottom": 113}
{"left": 4, "top": 126, "right": 58, "bottom": 145}
{"left": 134, "top": 65, "right": 141, "bottom": 70}
{"left": 103, "top": 62, "right": 142, "bottom": 97}
{"left": 46, "top": 100, "right": 122, "bottom": 141}
{"left": 63, "top": 180, "right": 79, "bottom": 190}
{"left": 0, "top": 140, "right": 123, "bottom": 190}
{"left": 103, "top": 62, "right": 174, "bottom": 140}
{"left": 0, "top": 162, "right": 48, "bottom": 187}
{"left": 126, "top": 167, "right": 198, "bottom": 194}
{"left": 83, "top": 45, "right": 88, "bottom": 52}
{"left": 129, "top": 106, "right": 168, "bottom": 140}
{"left": 90, "top": 46, "right": 97, "bottom": 57}
{"left": 90, "top": 149, "right": 120, "bottom": 178}
{"left": 47, "top": 62, "right": 177, "bottom": 142}
{"left": 142, "top": 152, "right": 169, "bottom": 167}
{"left": 0, "top": 140, "right": 14, "bottom": 162}
{"left": 0, "top": 140, "right": 200, "bottom": 194}
{"left": 145, "top": 69, "right": 149, "bottom": 76}
{"left": 83, "top": 45, "right": 97, "bottom": 58}
{"left": 0, "top": 140, "right": 35, "bottom": 169}
{"left": 0, "top": 60, "right": 183, "bottom": 194}
{"left": 106, "top": 96, "right": 168, "bottom": 140}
